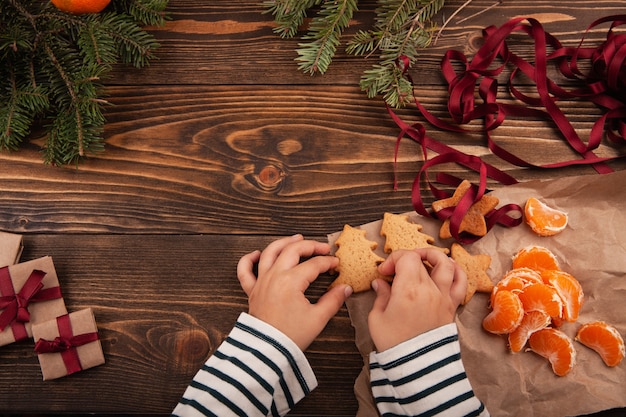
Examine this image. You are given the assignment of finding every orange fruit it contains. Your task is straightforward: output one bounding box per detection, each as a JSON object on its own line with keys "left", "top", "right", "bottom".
{"left": 542, "top": 270, "right": 584, "bottom": 322}
{"left": 51, "top": 0, "right": 111, "bottom": 14}
{"left": 517, "top": 283, "right": 563, "bottom": 319}
{"left": 524, "top": 197, "right": 568, "bottom": 236}
{"left": 490, "top": 267, "right": 542, "bottom": 305}
{"left": 508, "top": 310, "right": 552, "bottom": 353}
{"left": 576, "top": 321, "right": 625, "bottom": 367}
{"left": 528, "top": 328, "right": 576, "bottom": 376}
{"left": 483, "top": 290, "right": 524, "bottom": 335}
{"left": 511, "top": 245, "right": 560, "bottom": 273}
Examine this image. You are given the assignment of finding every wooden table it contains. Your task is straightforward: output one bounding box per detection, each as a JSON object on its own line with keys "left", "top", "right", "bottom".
{"left": 1, "top": 1, "right": 625, "bottom": 415}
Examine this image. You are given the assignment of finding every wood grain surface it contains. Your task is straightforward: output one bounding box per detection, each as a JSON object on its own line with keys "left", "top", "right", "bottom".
{"left": 1, "top": 0, "right": 625, "bottom": 415}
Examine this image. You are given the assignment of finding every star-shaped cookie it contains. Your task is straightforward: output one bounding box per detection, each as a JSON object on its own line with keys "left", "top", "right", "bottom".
{"left": 451, "top": 243, "right": 493, "bottom": 304}
{"left": 432, "top": 180, "right": 499, "bottom": 239}
{"left": 380, "top": 212, "right": 449, "bottom": 254}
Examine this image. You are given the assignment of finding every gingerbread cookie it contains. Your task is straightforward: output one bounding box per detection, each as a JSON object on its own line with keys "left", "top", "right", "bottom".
{"left": 432, "top": 180, "right": 499, "bottom": 239}
{"left": 380, "top": 212, "right": 449, "bottom": 254}
{"left": 451, "top": 242, "right": 493, "bottom": 304}
{"left": 329, "top": 224, "right": 391, "bottom": 293}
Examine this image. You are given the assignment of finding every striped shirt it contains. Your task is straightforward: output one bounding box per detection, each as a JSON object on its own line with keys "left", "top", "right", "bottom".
{"left": 173, "top": 315, "right": 489, "bottom": 417}
{"left": 172, "top": 313, "right": 316, "bottom": 417}
{"left": 370, "top": 323, "right": 489, "bottom": 417}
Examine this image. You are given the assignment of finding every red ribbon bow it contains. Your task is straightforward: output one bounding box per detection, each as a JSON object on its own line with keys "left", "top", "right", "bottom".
{"left": 0, "top": 266, "right": 63, "bottom": 341}
{"left": 34, "top": 314, "right": 99, "bottom": 376}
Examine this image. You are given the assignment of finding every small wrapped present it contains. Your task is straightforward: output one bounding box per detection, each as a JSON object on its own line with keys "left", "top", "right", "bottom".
{"left": 32, "top": 308, "right": 105, "bottom": 380}
{"left": 0, "top": 232, "right": 23, "bottom": 268}
{"left": 0, "top": 256, "right": 67, "bottom": 346}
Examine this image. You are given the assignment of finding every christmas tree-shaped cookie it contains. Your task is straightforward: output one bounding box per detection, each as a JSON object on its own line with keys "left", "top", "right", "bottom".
{"left": 380, "top": 212, "right": 449, "bottom": 254}
{"left": 329, "top": 225, "right": 390, "bottom": 293}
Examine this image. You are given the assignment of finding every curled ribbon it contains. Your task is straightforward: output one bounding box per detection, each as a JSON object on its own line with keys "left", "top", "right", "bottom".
{"left": 390, "top": 15, "right": 626, "bottom": 242}
{"left": 34, "top": 314, "right": 99, "bottom": 376}
{"left": 0, "top": 266, "right": 63, "bottom": 341}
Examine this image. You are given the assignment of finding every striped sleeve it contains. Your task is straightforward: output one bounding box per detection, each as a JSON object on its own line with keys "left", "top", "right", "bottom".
{"left": 369, "top": 323, "right": 489, "bottom": 417}
{"left": 172, "top": 312, "right": 317, "bottom": 417}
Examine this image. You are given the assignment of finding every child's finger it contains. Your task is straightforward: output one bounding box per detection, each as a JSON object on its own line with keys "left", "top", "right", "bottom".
{"left": 257, "top": 234, "right": 303, "bottom": 275}
{"left": 293, "top": 255, "right": 339, "bottom": 291}
{"left": 449, "top": 262, "right": 468, "bottom": 306}
{"left": 370, "top": 278, "right": 392, "bottom": 314}
{"left": 273, "top": 239, "right": 332, "bottom": 272}
{"left": 414, "top": 248, "right": 456, "bottom": 292}
{"left": 315, "top": 284, "right": 353, "bottom": 324}
{"left": 237, "top": 250, "right": 261, "bottom": 296}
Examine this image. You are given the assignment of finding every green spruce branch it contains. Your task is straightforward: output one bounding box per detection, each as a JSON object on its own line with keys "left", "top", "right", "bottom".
{"left": 0, "top": 0, "right": 167, "bottom": 165}
{"left": 264, "top": 0, "right": 446, "bottom": 108}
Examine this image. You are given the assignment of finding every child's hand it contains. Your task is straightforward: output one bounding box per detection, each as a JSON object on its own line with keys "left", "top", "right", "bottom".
{"left": 237, "top": 234, "right": 353, "bottom": 351}
{"left": 368, "top": 248, "right": 467, "bottom": 352}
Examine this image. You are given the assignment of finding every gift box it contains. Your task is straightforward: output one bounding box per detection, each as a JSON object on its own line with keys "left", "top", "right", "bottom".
{"left": 0, "top": 232, "right": 23, "bottom": 268}
{"left": 0, "top": 256, "right": 67, "bottom": 346}
{"left": 32, "top": 308, "right": 104, "bottom": 380}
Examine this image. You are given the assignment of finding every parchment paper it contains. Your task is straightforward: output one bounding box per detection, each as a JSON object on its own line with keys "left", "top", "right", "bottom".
{"left": 328, "top": 170, "right": 626, "bottom": 417}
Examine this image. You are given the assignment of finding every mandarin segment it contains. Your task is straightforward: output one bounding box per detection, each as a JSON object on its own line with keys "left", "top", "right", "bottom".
{"left": 542, "top": 270, "right": 584, "bottom": 322}
{"left": 508, "top": 310, "right": 552, "bottom": 353}
{"left": 517, "top": 283, "right": 564, "bottom": 320}
{"left": 524, "top": 197, "right": 568, "bottom": 236}
{"left": 528, "top": 328, "right": 577, "bottom": 377}
{"left": 511, "top": 245, "right": 560, "bottom": 272}
{"left": 491, "top": 267, "right": 543, "bottom": 305}
{"left": 482, "top": 290, "right": 524, "bottom": 335}
{"left": 576, "top": 322, "right": 625, "bottom": 367}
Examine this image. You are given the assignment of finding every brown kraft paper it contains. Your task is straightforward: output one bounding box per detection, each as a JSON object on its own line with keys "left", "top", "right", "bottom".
{"left": 0, "top": 232, "right": 24, "bottom": 268}
{"left": 328, "top": 170, "right": 626, "bottom": 417}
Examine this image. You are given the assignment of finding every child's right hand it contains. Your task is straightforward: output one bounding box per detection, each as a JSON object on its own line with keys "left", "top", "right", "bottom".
{"left": 368, "top": 248, "right": 467, "bottom": 352}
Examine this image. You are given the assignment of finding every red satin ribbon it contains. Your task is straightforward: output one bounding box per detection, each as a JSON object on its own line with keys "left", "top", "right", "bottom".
{"left": 34, "top": 313, "right": 99, "bottom": 376}
{"left": 390, "top": 15, "right": 626, "bottom": 242}
{"left": 0, "top": 266, "right": 63, "bottom": 341}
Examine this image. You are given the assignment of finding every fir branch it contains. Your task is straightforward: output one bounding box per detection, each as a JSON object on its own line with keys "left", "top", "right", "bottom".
{"left": 263, "top": 0, "right": 321, "bottom": 38}
{"left": 0, "top": 0, "right": 167, "bottom": 165}
{"left": 295, "top": 0, "right": 359, "bottom": 74}
{"left": 264, "top": 0, "right": 447, "bottom": 107}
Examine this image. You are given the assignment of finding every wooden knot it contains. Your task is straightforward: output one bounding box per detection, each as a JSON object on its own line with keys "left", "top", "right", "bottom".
{"left": 256, "top": 164, "right": 285, "bottom": 191}
{"left": 466, "top": 31, "right": 485, "bottom": 55}
{"left": 174, "top": 328, "right": 211, "bottom": 365}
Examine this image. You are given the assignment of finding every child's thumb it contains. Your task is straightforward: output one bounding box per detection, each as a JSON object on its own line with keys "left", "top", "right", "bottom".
{"left": 371, "top": 279, "right": 391, "bottom": 312}
{"left": 316, "top": 284, "right": 353, "bottom": 322}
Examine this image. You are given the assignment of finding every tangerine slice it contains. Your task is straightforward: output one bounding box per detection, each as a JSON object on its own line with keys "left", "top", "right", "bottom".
{"left": 576, "top": 321, "right": 625, "bottom": 367}
{"left": 524, "top": 197, "right": 568, "bottom": 236}
{"left": 490, "top": 268, "right": 543, "bottom": 305}
{"left": 508, "top": 310, "right": 552, "bottom": 353}
{"left": 518, "top": 283, "right": 563, "bottom": 319}
{"left": 511, "top": 245, "right": 560, "bottom": 273}
{"left": 528, "top": 328, "right": 576, "bottom": 376}
{"left": 542, "top": 270, "right": 584, "bottom": 322}
{"left": 483, "top": 290, "right": 524, "bottom": 335}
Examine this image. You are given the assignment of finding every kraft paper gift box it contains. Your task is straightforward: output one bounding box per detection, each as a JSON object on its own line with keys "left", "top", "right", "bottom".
{"left": 0, "top": 256, "right": 67, "bottom": 346}
{"left": 0, "top": 232, "right": 23, "bottom": 268}
{"left": 32, "top": 308, "right": 105, "bottom": 380}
